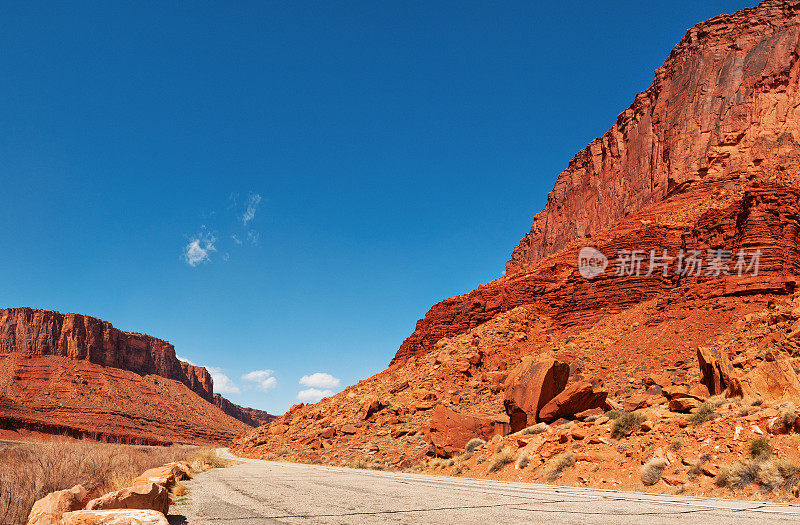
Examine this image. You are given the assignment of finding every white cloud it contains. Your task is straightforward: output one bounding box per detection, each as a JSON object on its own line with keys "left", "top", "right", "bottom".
{"left": 242, "top": 369, "right": 278, "bottom": 391}
{"left": 208, "top": 367, "right": 240, "bottom": 395}
{"left": 184, "top": 229, "right": 216, "bottom": 267}
{"left": 299, "top": 372, "right": 340, "bottom": 389}
{"left": 231, "top": 234, "right": 242, "bottom": 245}
{"left": 176, "top": 355, "right": 195, "bottom": 366}
{"left": 297, "top": 388, "right": 334, "bottom": 403}
{"left": 241, "top": 193, "right": 262, "bottom": 226}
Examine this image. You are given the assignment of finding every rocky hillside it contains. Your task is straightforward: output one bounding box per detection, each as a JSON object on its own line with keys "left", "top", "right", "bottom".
{"left": 233, "top": 1, "right": 800, "bottom": 499}
{"left": 0, "top": 307, "right": 273, "bottom": 443}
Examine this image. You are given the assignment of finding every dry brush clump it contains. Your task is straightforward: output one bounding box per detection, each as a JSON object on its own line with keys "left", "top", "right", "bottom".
{"left": 610, "top": 412, "right": 646, "bottom": 439}
{"left": 715, "top": 439, "right": 800, "bottom": 493}
{"left": 641, "top": 458, "right": 669, "bottom": 486}
{"left": 487, "top": 448, "right": 514, "bottom": 473}
{"left": 0, "top": 440, "right": 210, "bottom": 525}
{"left": 515, "top": 453, "right": 530, "bottom": 470}
{"left": 464, "top": 438, "right": 486, "bottom": 454}
{"left": 547, "top": 452, "right": 575, "bottom": 482}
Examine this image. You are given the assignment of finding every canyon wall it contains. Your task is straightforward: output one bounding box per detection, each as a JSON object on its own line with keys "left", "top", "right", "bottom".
{"left": 0, "top": 307, "right": 215, "bottom": 401}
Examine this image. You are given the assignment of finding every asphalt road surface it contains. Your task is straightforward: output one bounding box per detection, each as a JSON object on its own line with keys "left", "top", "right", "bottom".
{"left": 171, "top": 451, "right": 800, "bottom": 524}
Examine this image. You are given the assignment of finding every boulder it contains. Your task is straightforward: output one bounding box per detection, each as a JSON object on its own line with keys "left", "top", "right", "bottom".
{"left": 538, "top": 382, "right": 608, "bottom": 422}
{"left": 426, "top": 404, "right": 508, "bottom": 457}
{"left": 735, "top": 360, "right": 800, "bottom": 402}
{"left": 60, "top": 509, "right": 169, "bottom": 525}
{"left": 503, "top": 356, "right": 569, "bottom": 432}
{"left": 668, "top": 397, "right": 702, "bottom": 413}
{"left": 27, "top": 485, "right": 87, "bottom": 525}
{"left": 85, "top": 482, "right": 170, "bottom": 515}
{"left": 340, "top": 424, "right": 358, "bottom": 434}
{"left": 132, "top": 467, "right": 175, "bottom": 490}
{"left": 697, "top": 347, "right": 737, "bottom": 395}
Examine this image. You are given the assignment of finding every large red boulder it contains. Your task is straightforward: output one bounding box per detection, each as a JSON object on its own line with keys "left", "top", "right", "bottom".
{"left": 426, "top": 405, "right": 509, "bottom": 457}
{"left": 503, "top": 356, "right": 569, "bottom": 432}
{"left": 538, "top": 381, "right": 608, "bottom": 423}
{"left": 27, "top": 485, "right": 87, "bottom": 525}
{"left": 85, "top": 483, "right": 170, "bottom": 515}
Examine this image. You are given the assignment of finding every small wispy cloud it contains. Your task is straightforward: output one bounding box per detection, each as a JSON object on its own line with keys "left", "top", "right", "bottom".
{"left": 299, "top": 373, "right": 340, "bottom": 389}
{"left": 242, "top": 369, "right": 278, "bottom": 391}
{"left": 231, "top": 234, "right": 242, "bottom": 245}
{"left": 184, "top": 228, "right": 216, "bottom": 267}
{"left": 297, "top": 388, "right": 334, "bottom": 402}
{"left": 208, "top": 366, "right": 240, "bottom": 395}
{"left": 241, "top": 193, "right": 262, "bottom": 226}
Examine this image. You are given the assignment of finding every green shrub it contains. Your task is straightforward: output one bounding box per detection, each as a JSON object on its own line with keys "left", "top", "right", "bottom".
{"left": 688, "top": 402, "right": 717, "bottom": 426}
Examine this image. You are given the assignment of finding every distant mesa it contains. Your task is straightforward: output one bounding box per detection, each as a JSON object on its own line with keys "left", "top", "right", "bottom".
{"left": 0, "top": 307, "right": 274, "bottom": 444}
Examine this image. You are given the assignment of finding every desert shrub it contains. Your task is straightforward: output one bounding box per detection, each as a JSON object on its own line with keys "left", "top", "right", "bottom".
{"left": 604, "top": 410, "right": 623, "bottom": 420}
{"left": 641, "top": 458, "right": 668, "bottom": 486}
{"left": 668, "top": 439, "right": 683, "bottom": 451}
{"left": 716, "top": 461, "right": 760, "bottom": 489}
{"left": 716, "top": 457, "right": 799, "bottom": 492}
{"left": 521, "top": 423, "right": 548, "bottom": 435}
{"left": 749, "top": 438, "right": 772, "bottom": 459}
{"left": 782, "top": 403, "right": 797, "bottom": 428}
{"left": 547, "top": 452, "right": 575, "bottom": 481}
{"left": 465, "top": 438, "right": 486, "bottom": 454}
{"left": 752, "top": 398, "right": 764, "bottom": 407}
{"left": 487, "top": 448, "right": 514, "bottom": 473}
{"left": 610, "top": 412, "right": 646, "bottom": 439}
{"left": 688, "top": 402, "right": 717, "bottom": 426}
{"left": 516, "top": 453, "right": 530, "bottom": 470}
{"left": 687, "top": 454, "right": 712, "bottom": 480}
{"left": 475, "top": 455, "right": 486, "bottom": 465}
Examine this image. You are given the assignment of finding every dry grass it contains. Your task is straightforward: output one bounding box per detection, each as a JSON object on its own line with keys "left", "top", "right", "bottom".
{"left": 641, "top": 458, "right": 668, "bottom": 486}
{"left": 487, "top": 448, "right": 514, "bottom": 473}
{"left": 464, "top": 438, "right": 485, "bottom": 454}
{"left": 688, "top": 402, "right": 717, "bottom": 426}
{"left": 0, "top": 440, "right": 218, "bottom": 525}
{"left": 547, "top": 452, "right": 575, "bottom": 481}
{"left": 515, "top": 453, "right": 530, "bottom": 470}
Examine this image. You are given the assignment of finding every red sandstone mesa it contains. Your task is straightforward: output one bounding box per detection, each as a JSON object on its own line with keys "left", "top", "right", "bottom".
{"left": 0, "top": 307, "right": 273, "bottom": 443}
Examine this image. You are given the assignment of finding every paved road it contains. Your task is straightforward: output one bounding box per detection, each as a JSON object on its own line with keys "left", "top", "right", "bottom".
{"left": 171, "top": 452, "right": 800, "bottom": 525}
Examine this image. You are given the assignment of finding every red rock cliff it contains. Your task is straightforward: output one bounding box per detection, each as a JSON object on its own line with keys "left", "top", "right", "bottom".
{"left": 0, "top": 307, "right": 214, "bottom": 401}
{"left": 393, "top": 0, "right": 800, "bottom": 364}
{"left": 508, "top": 0, "right": 800, "bottom": 271}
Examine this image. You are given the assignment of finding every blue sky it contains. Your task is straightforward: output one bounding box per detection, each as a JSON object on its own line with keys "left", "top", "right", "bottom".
{"left": 0, "top": 1, "right": 754, "bottom": 414}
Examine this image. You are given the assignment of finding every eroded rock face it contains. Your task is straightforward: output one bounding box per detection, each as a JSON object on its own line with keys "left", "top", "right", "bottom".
{"left": 698, "top": 347, "right": 738, "bottom": 395}
{"left": 85, "top": 483, "right": 169, "bottom": 515}
{"left": 0, "top": 308, "right": 213, "bottom": 400}
{"left": 538, "top": 382, "right": 608, "bottom": 423}
{"left": 503, "top": 356, "right": 569, "bottom": 431}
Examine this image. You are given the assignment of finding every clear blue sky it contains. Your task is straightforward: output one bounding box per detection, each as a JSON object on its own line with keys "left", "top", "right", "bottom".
{"left": 0, "top": 1, "right": 754, "bottom": 414}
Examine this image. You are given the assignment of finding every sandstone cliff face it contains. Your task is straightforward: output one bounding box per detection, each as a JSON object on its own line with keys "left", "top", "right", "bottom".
{"left": 0, "top": 307, "right": 214, "bottom": 401}
{"left": 508, "top": 0, "right": 800, "bottom": 271}
{"left": 392, "top": 0, "right": 800, "bottom": 363}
